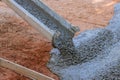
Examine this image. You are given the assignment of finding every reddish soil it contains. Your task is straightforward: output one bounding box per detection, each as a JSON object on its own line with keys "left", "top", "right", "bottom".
{"left": 43, "top": 0, "right": 119, "bottom": 32}
{"left": 0, "top": 0, "right": 119, "bottom": 80}
{"left": 0, "top": 2, "right": 58, "bottom": 80}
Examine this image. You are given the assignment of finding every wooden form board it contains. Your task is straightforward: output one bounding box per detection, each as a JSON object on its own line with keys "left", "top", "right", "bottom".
{"left": 0, "top": 58, "right": 54, "bottom": 80}
{"left": 2, "top": 0, "right": 54, "bottom": 41}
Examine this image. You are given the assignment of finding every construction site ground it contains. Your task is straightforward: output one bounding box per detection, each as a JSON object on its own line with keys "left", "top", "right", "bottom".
{"left": 0, "top": 0, "right": 119, "bottom": 80}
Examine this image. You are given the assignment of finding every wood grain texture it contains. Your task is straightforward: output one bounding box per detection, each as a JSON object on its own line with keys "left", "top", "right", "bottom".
{"left": 0, "top": 58, "right": 54, "bottom": 80}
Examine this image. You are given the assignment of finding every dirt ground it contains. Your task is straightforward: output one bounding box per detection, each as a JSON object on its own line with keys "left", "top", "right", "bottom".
{"left": 0, "top": 0, "right": 119, "bottom": 80}
{"left": 43, "top": 0, "right": 119, "bottom": 32}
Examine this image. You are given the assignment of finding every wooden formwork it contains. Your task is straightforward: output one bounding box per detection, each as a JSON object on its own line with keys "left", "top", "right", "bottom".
{"left": 0, "top": 58, "right": 54, "bottom": 80}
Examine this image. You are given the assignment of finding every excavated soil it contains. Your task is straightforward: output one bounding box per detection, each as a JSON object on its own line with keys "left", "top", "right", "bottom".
{"left": 0, "top": 0, "right": 119, "bottom": 80}
{"left": 43, "top": 0, "right": 119, "bottom": 32}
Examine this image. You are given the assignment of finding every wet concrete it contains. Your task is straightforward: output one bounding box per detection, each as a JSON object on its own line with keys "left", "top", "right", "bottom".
{"left": 14, "top": 0, "right": 80, "bottom": 66}
{"left": 48, "top": 3, "right": 120, "bottom": 80}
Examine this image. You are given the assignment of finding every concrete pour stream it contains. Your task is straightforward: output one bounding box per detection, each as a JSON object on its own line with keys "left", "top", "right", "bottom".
{"left": 14, "top": 0, "right": 80, "bottom": 66}
{"left": 48, "top": 3, "right": 120, "bottom": 80}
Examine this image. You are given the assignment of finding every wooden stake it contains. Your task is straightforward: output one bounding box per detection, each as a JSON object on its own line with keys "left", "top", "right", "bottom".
{"left": 0, "top": 58, "right": 54, "bottom": 80}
